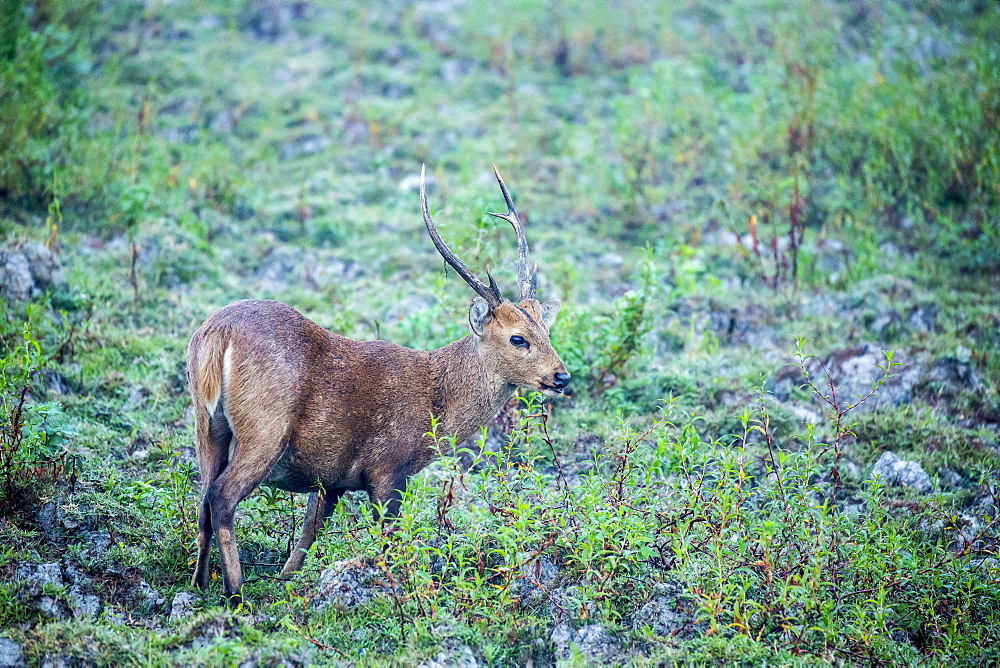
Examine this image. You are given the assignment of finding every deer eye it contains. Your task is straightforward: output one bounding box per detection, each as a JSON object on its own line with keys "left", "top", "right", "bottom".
{"left": 510, "top": 335, "right": 528, "bottom": 348}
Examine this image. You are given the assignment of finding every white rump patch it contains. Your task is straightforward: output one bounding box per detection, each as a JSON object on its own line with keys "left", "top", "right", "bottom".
{"left": 201, "top": 343, "right": 232, "bottom": 417}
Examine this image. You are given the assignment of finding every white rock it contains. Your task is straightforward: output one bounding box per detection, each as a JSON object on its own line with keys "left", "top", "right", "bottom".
{"left": 870, "top": 451, "right": 933, "bottom": 494}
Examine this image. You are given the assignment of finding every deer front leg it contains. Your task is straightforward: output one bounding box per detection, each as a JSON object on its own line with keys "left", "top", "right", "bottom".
{"left": 280, "top": 488, "right": 343, "bottom": 576}
{"left": 367, "top": 473, "right": 408, "bottom": 527}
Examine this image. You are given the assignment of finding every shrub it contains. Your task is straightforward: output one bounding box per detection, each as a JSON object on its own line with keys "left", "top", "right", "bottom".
{"left": 0, "top": 325, "right": 75, "bottom": 517}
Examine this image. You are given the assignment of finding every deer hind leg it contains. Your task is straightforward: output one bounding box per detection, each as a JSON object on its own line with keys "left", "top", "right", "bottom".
{"left": 205, "top": 425, "right": 287, "bottom": 605}
{"left": 191, "top": 405, "right": 231, "bottom": 590}
{"left": 280, "top": 488, "right": 344, "bottom": 576}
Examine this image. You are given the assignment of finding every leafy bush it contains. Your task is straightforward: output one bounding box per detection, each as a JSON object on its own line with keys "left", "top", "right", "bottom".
{"left": 0, "top": 325, "right": 75, "bottom": 516}
{"left": 555, "top": 259, "right": 659, "bottom": 399}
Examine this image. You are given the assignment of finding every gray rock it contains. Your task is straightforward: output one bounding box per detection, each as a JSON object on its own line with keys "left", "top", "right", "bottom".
{"left": 631, "top": 581, "right": 703, "bottom": 638}
{"left": 170, "top": 592, "right": 198, "bottom": 621}
{"left": 417, "top": 640, "right": 478, "bottom": 668}
{"left": 0, "top": 242, "right": 65, "bottom": 303}
{"left": 312, "top": 558, "right": 393, "bottom": 611}
{"left": 870, "top": 451, "right": 933, "bottom": 494}
{"left": 102, "top": 606, "right": 125, "bottom": 626}
{"left": 923, "top": 357, "right": 982, "bottom": 393}
{"left": 278, "top": 133, "right": 330, "bottom": 160}
{"left": 551, "top": 623, "right": 622, "bottom": 663}
{"left": 907, "top": 304, "right": 937, "bottom": 333}
{"left": 512, "top": 556, "right": 559, "bottom": 605}
{"left": 40, "top": 657, "right": 70, "bottom": 668}
{"left": 188, "top": 614, "right": 244, "bottom": 649}
{"left": 773, "top": 343, "right": 920, "bottom": 413}
{"left": 131, "top": 578, "right": 166, "bottom": 613}
{"left": 68, "top": 591, "right": 102, "bottom": 620}
{"left": 240, "top": 0, "right": 296, "bottom": 41}
{"left": 122, "top": 386, "right": 150, "bottom": 412}
{"left": 938, "top": 467, "right": 964, "bottom": 490}
{"left": 34, "top": 503, "right": 67, "bottom": 544}
{"left": 0, "top": 249, "right": 34, "bottom": 302}
{"left": 38, "top": 596, "right": 69, "bottom": 621}
{"left": 31, "top": 562, "right": 65, "bottom": 588}
{"left": 254, "top": 245, "right": 360, "bottom": 293}
{"left": 0, "top": 638, "right": 25, "bottom": 667}
{"left": 198, "top": 14, "right": 222, "bottom": 30}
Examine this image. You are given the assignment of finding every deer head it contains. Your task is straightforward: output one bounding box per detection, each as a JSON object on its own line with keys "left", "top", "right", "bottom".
{"left": 420, "top": 164, "right": 570, "bottom": 396}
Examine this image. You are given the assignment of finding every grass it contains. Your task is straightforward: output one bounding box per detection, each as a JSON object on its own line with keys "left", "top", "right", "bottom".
{"left": 1, "top": 0, "right": 999, "bottom": 665}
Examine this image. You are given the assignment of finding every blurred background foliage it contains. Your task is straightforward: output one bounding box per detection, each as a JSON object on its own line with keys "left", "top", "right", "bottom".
{"left": 1, "top": 0, "right": 997, "bottom": 275}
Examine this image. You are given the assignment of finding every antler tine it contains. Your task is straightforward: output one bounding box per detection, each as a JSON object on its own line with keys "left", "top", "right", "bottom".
{"left": 421, "top": 164, "right": 503, "bottom": 308}
{"left": 488, "top": 163, "right": 536, "bottom": 301}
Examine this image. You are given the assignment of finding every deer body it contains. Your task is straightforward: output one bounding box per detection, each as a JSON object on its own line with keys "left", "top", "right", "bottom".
{"left": 189, "top": 166, "right": 569, "bottom": 602}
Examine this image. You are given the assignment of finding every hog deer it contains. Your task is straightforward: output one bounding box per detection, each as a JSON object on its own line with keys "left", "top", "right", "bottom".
{"left": 187, "top": 165, "right": 570, "bottom": 602}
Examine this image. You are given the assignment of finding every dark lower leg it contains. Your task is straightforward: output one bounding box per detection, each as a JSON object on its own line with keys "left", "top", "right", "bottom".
{"left": 191, "top": 500, "right": 214, "bottom": 589}
{"left": 368, "top": 477, "right": 407, "bottom": 528}
{"left": 280, "top": 489, "right": 342, "bottom": 575}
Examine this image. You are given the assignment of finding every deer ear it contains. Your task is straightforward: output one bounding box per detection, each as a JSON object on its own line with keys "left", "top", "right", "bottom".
{"left": 539, "top": 298, "right": 561, "bottom": 330}
{"left": 469, "top": 296, "right": 492, "bottom": 336}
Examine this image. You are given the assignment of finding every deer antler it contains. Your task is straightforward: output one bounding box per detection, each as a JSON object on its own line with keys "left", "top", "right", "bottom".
{"left": 421, "top": 164, "right": 503, "bottom": 308}
{"left": 488, "top": 163, "right": 536, "bottom": 301}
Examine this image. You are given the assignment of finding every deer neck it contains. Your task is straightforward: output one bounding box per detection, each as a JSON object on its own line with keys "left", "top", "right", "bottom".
{"left": 428, "top": 335, "right": 513, "bottom": 443}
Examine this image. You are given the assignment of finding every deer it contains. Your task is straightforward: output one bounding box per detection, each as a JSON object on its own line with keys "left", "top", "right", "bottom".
{"left": 186, "top": 164, "right": 570, "bottom": 603}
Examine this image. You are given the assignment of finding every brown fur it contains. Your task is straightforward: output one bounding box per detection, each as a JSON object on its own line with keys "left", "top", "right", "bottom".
{"left": 188, "top": 296, "right": 567, "bottom": 602}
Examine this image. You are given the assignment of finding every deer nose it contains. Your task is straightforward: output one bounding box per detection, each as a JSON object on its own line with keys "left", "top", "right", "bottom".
{"left": 552, "top": 372, "right": 571, "bottom": 389}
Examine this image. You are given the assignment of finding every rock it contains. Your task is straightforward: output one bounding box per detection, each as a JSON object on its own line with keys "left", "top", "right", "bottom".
{"left": 198, "top": 14, "right": 222, "bottom": 30}
{"left": 907, "top": 304, "right": 937, "bottom": 333}
{"left": 131, "top": 578, "right": 166, "bottom": 613}
{"left": 170, "top": 592, "right": 198, "bottom": 622}
{"left": 102, "top": 606, "right": 125, "bottom": 626}
{"left": 83, "top": 531, "right": 112, "bottom": 561}
{"left": 35, "top": 503, "right": 67, "bottom": 544}
{"left": 0, "top": 248, "right": 33, "bottom": 301}
{"left": 187, "top": 614, "right": 244, "bottom": 649}
{"left": 31, "top": 562, "right": 65, "bottom": 588}
{"left": 709, "top": 302, "right": 776, "bottom": 346}
{"left": 68, "top": 591, "right": 102, "bottom": 620}
{"left": 596, "top": 252, "right": 624, "bottom": 269}
{"left": 239, "top": 0, "right": 305, "bottom": 41}
{"left": 37, "top": 596, "right": 70, "bottom": 621}
{"left": 0, "top": 242, "right": 65, "bottom": 302}
{"left": 631, "top": 581, "right": 704, "bottom": 638}
{"left": 417, "top": 638, "right": 478, "bottom": 668}
{"left": 278, "top": 133, "right": 330, "bottom": 160}
{"left": 938, "top": 467, "right": 964, "bottom": 490}
{"left": 14, "top": 562, "right": 77, "bottom": 621}
{"left": 512, "top": 556, "right": 559, "bottom": 605}
{"left": 922, "top": 357, "right": 982, "bottom": 393}
{"left": 785, "top": 403, "right": 823, "bottom": 426}
{"left": 772, "top": 343, "right": 920, "bottom": 413}
{"left": 40, "top": 656, "right": 74, "bottom": 668}
{"left": 312, "top": 558, "right": 393, "bottom": 611}
{"left": 0, "top": 639, "right": 24, "bottom": 667}
{"left": 870, "top": 452, "right": 933, "bottom": 494}
{"left": 551, "top": 623, "right": 622, "bottom": 663}
{"left": 41, "top": 369, "right": 71, "bottom": 396}
{"left": 255, "top": 245, "right": 360, "bottom": 293}
{"left": 123, "top": 386, "right": 150, "bottom": 412}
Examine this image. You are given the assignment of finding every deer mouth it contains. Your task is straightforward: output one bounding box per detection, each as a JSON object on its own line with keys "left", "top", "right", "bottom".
{"left": 538, "top": 383, "right": 565, "bottom": 397}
